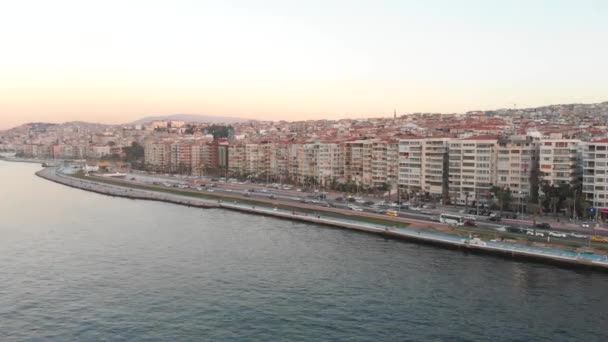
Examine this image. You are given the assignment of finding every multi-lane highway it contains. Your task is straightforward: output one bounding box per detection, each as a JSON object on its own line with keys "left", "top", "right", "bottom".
{"left": 112, "top": 171, "right": 605, "bottom": 245}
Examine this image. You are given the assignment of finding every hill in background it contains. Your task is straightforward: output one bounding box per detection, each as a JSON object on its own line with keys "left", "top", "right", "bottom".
{"left": 130, "top": 114, "right": 248, "bottom": 125}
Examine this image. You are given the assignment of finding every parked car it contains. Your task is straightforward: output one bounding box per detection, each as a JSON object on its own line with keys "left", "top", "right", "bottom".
{"left": 569, "top": 233, "right": 588, "bottom": 239}
{"left": 463, "top": 219, "right": 477, "bottom": 227}
{"left": 548, "top": 231, "right": 567, "bottom": 238}
{"left": 386, "top": 210, "right": 399, "bottom": 217}
{"left": 506, "top": 226, "right": 526, "bottom": 234}
{"left": 591, "top": 236, "right": 608, "bottom": 243}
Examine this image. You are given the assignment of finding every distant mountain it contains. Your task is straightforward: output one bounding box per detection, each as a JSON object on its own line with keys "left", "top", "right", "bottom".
{"left": 130, "top": 114, "right": 248, "bottom": 125}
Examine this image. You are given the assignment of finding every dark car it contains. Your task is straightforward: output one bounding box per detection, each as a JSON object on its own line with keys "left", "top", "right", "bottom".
{"left": 334, "top": 197, "right": 344, "bottom": 202}
{"left": 506, "top": 226, "right": 526, "bottom": 234}
{"left": 464, "top": 219, "right": 477, "bottom": 227}
{"left": 488, "top": 215, "right": 502, "bottom": 222}
{"left": 534, "top": 222, "right": 551, "bottom": 230}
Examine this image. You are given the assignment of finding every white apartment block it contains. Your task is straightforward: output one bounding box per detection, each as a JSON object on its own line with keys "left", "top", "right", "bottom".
{"left": 495, "top": 136, "right": 538, "bottom": 201}
{"left": 398, "top": 138, "right": 449, "bottom": 198}
{"left": 538, "top": 138, "right": 580, "bottom": 189}
{"left": 582, "top": 139, "right": 608, "bottom": 209}
{"left": 311, "top": 141, "right": 343, "bottom": 186}
{"left": 448, "top": 136, "right": 498, "bottom": 205}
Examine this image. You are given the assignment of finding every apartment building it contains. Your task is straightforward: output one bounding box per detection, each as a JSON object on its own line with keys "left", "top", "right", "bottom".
{"left": 344, "top": 140, "right": 373, "bottom": 187}
{"left": 191, "top": 143, "right": 204, "bottom": 176}
{"left": 371, "top": 140, "right": 398, "bottom": 189}
{"left": 448, "top": 136, "right": 498, "bottom": 205}
{"left": 85, "top": 145, "right": 111, "bottom": 159}
{"left": 320, "top": 141, "right": 344, "bottom": 186}
{"left": 227, "top": 143, "right": 246, "bottom": 177}
{"left": 398, "top": 137, "right": 449, "bottom": 199}
{"left": 170, "top": 142, "right": 193, "bottom": 174}
{"left": 144, "top": 142, "right": 171, "bottom": 172}
{"left": 495, "top": 135, "right": 539, "bottom": 202}
{"left": 271, "top": 142, "right": 293, "bottom": 181}
{"left": 582, "top": 139, "right": 608, "bottom": 209}
{"left": 538, "top": 138, "right": 581, "bottom": 189}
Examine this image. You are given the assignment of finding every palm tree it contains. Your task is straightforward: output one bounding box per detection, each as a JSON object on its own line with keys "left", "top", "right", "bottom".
{"left": 550, "top": 196, "right": 559, "bottom": 217}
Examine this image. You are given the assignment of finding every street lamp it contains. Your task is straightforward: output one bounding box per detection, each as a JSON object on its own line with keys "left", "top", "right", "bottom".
{"left": 519, "top": 191, "right": 523, "bottom": 219}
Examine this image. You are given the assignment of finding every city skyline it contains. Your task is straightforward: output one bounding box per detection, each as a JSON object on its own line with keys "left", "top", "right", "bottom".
{"left": 1, "top": 0, "right": 607, "bottom": 129}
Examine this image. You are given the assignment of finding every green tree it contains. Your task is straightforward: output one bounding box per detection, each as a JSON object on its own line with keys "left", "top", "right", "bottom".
{"left": 206, "top": 125, "right": 234, "bottom": 140}
{"left": 184, "top": 124, "right": 195, "bottom": 135}
{"left": 490, "top": 186, "right": 513, "bottom": 215}
{"left": 122, "top": 142, "right": 144, "bottom": 163}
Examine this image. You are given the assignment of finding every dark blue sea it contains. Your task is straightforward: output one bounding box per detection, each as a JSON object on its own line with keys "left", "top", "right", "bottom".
{"left": 1, "top": 161, "right": 607, "bottom": 341}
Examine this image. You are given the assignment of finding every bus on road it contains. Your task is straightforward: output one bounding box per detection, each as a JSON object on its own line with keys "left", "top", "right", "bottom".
{"left": 440, "top": 213, "right": 464, "bottom": 226}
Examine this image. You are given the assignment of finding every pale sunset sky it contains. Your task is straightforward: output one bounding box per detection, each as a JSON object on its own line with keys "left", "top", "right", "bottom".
{"left": 1, "top": 0, "right": 607, "bottom": 129}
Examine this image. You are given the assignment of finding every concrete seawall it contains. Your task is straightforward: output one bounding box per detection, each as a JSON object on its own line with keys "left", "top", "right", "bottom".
{"left": 36, "top": 168, "right": 219, "bottom": 209}
{"left": 36, "top": 168, "right": 608, "bottom": 272}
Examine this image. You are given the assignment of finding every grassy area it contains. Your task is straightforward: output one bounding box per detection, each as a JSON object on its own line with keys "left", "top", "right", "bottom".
{"left": 454, "top": 226, "right": 608, "bottom": 252}
{"left": 70, "top": 172, "right": 410, "bottom": 228}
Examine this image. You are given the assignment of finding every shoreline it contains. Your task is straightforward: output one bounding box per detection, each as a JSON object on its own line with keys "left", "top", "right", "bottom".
{"left": 34, "top": 166, "right": 608, "bottom": 272}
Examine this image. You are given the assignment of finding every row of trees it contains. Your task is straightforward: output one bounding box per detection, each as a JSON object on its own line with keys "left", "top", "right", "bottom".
{"left": 487, "top": 182, "right": 592, "bottom": 219}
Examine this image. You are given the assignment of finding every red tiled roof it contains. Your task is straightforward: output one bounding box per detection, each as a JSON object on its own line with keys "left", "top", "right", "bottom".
{"left": 592, "top": 138, "right": 608, "bottom": 143}
{"left": 462, "top": 135, "right": 499, "bottom": 141}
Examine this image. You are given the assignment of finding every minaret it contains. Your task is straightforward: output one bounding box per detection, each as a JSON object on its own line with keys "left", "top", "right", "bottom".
{"left": 393, "top": 109, "right": 397, "bottom": 121}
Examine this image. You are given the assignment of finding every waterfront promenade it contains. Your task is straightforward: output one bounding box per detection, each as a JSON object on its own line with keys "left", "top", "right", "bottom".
{"left": 35, "top": 167, "right": 608, "bottom": 271}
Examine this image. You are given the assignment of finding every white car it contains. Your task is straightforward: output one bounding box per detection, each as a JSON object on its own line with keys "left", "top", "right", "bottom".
{"left": 581, "top": 222, "right": 590, "bottom": 228}
{"left": 570, "top": 233, "right": 588, "bottom": 239}
{"left": 350, "top": 206, "right": 364, "bottom": 212}
{"left": 548, "top": 231, "right": 567, "bottom": 238}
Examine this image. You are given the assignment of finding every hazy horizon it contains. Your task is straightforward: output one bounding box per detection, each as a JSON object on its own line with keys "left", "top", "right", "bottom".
{"left": 1, "top": 0, "right": 607, "bottom": 129}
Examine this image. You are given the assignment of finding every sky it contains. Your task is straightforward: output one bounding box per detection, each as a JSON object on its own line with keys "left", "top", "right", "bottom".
{"left": 1, "top": 0, "right": 607, "bottom": 129}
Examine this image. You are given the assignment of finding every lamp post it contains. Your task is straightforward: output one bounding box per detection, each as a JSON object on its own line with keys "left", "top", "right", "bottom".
{"left": 519, "top": 191, "right": 523, "bottom": 219}
{"left": 572, "top": 189, "right": 577, "bottom": 221}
